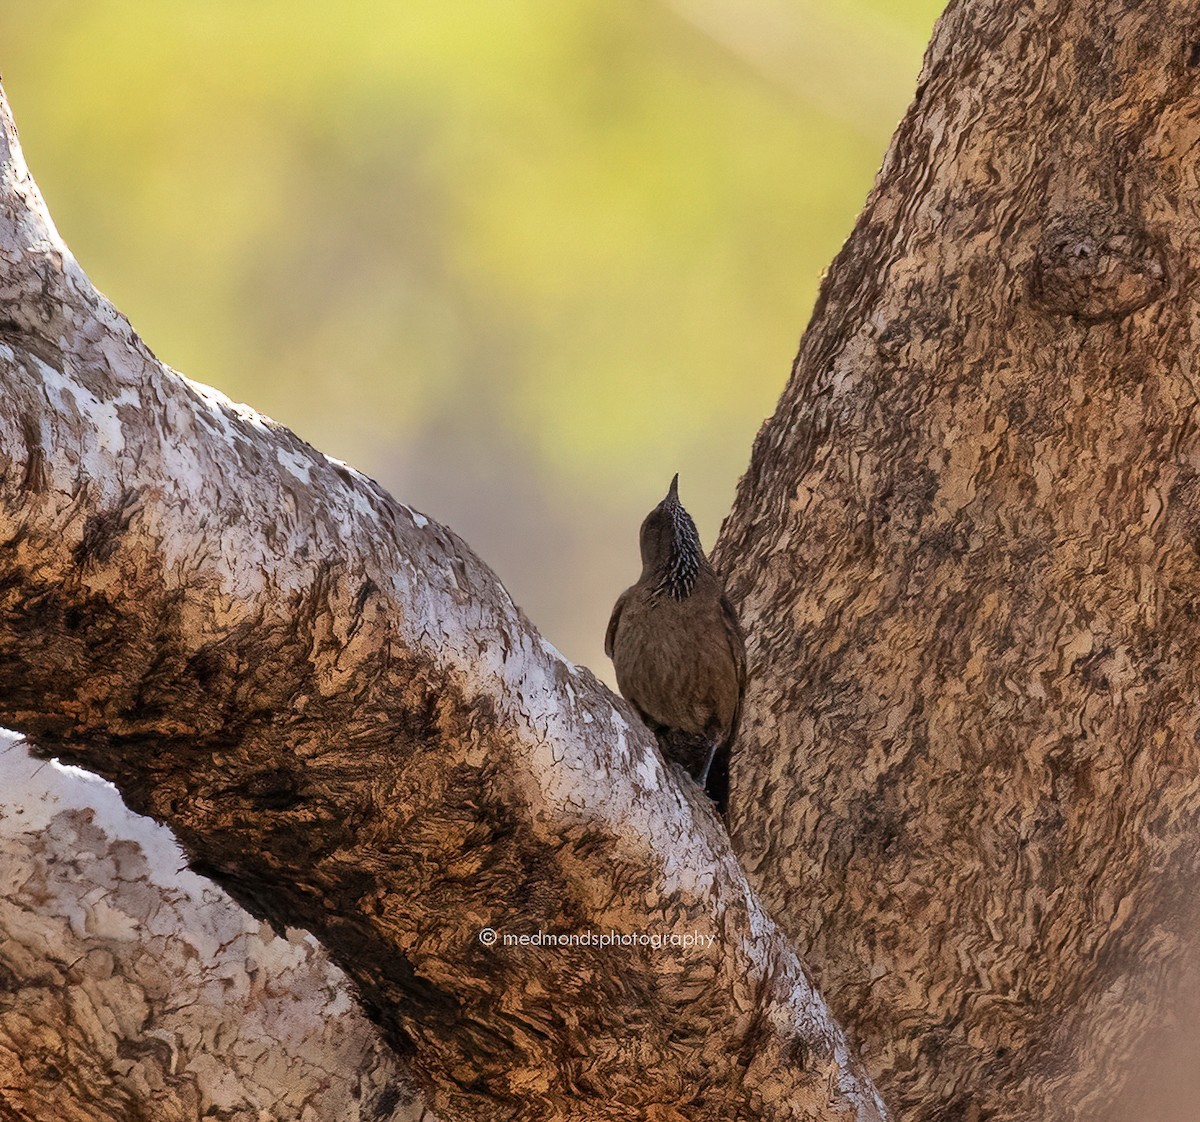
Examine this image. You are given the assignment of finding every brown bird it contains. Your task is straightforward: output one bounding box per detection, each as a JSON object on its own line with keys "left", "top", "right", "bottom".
{"left": 605, "top": 475, "right": 746, "bottom": 814}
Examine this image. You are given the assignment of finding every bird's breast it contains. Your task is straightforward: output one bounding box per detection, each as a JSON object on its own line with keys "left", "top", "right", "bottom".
{"left": 611, "top": 588, "right": 740, "bottom": 738}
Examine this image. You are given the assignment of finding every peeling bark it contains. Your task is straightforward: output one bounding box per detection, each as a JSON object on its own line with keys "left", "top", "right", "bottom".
{"left": 715, "top": 1, "right": 1200, "bottom": 1119}
{"left": 0, "top": 81, "right": 881, "bottom": 1122}
{"left": 0, "top": 734, "right": 424, "bottom": 1122}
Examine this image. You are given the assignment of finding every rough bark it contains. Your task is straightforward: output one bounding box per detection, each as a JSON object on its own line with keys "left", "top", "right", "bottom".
{"left": 0, "top": 83, "right": 882, "bottom": 1122}
{"left": 715, "top": 1, "right": 1200, "bottom": 1119}
{"left": 0, "top": 733, "right": 425, "bottom": 1122}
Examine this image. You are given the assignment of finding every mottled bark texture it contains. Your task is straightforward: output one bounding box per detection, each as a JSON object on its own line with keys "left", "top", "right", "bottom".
{"left": 0, "top": 84, "right": 882, "bottom": 1122}
{"left": 715, "top": 1, "right": 1200, "bottom": 1120}
{"left": 0, "top": 735, "right": 424, "bottom": 1122}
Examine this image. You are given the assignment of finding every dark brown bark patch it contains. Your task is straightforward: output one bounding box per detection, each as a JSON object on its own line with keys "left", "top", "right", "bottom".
{"left": 73, "top": 491, "right": 138, "bottom": 566}
{"left": 1030, "top": 211, "right": 1167, "bottom": 322}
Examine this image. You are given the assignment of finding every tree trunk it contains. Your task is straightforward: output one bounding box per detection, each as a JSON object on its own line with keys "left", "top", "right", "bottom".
{"left": 0, "top": 83, "right": 881, "bottom": 1122}
{"left": 714, "top": 1, "right": 1200, "bottom": 1118}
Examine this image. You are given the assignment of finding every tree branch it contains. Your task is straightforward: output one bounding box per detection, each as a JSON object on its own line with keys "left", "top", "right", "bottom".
{"left": 0, "top": 83, "right": 882, "bottom": 1122}
{"left": 0, "top": 734, "right": 424, "bottom": 1121}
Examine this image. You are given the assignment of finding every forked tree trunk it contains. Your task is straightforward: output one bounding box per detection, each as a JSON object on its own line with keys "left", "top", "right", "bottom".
{"left": 2, "top": 0, "right": 1198, "bottom": 1119}
{"left": 714, "top": 1, "right": 1200, "bottom": 1119}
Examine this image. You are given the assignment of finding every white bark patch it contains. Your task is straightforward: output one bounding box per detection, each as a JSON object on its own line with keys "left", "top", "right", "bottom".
{"left": 398, "top": 502, "right": 429, "bottom": 529}
{"left": 275, "top": 444, "right": 314, "bottom": 485}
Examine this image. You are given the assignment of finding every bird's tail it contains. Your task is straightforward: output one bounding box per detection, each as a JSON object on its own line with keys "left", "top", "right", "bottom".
{"left": 657, "top": 729, "right": 729, "bottom": 818}
{"left": 702, "top": 741, "right": 729, "bottom": 819}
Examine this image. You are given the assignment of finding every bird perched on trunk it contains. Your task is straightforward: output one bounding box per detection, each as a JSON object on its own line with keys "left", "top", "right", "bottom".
{"left": 605, "top": 475, "right": 746, "bottom": 815}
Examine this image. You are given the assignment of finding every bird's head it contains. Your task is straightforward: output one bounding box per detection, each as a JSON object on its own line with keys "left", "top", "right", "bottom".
{"left": 639, "top": 473, "right": 703, "bottom": 599}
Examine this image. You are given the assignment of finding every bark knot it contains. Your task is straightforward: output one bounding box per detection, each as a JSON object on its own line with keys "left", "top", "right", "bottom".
{"left": 1029, "top": 211, "right": 1166, "bottom": 322}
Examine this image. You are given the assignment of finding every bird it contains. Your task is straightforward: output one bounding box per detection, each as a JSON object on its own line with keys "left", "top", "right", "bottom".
{"left": 605, "top": 474, "right": 746, "bottom": 815}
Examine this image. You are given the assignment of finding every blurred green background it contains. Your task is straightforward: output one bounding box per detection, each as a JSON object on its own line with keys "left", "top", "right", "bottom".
{"left": 1, "top": 0, "right": 942, "bottom": 678}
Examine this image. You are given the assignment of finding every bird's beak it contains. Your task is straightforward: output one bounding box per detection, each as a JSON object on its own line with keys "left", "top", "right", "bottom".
{"left": 666, "top": 473, "right": 680, "bottom": 504}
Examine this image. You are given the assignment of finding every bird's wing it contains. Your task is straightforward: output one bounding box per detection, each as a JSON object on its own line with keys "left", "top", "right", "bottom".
{"left": 704, "top": 592, "right": 747, "bottom": 817}
{"left": 720, "top": 592, "right": 747, "bottom": 741}
{"left": 604, "top": 588, "right": 631, "bottom": 659}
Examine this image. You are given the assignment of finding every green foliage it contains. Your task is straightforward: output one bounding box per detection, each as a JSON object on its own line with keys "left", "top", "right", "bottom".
{"left": 1, "top": 0, "right": 942, "bottom": 669}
